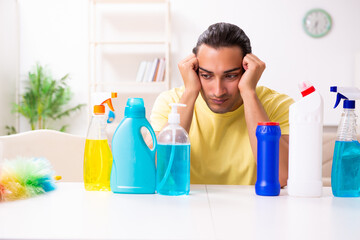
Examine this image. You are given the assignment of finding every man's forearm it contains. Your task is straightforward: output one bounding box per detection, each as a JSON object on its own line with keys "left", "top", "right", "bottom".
{"left": 242, "top": 91, "right": 289, "bottom": 187}
{"left": 178, "top": 90, "right": 198, "bottom": 133}
{"left": 279, "top": 136, "right": 289, "bottom": 187}
{"left": 242, "top": 90, "right": 269, "bottom": 159}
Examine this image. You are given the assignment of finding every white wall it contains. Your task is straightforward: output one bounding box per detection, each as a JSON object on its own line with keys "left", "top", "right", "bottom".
{"left": 18, "top": 0, "right": 88, "bottom": 135}
{"left": 1, "top": 0, "right": 360, "bottom": 136}
{"left": 170, "top": 0, "right": 360, "bottom": 126}
{"left": 0, "top": 0, "right": 18, "bottom": 135}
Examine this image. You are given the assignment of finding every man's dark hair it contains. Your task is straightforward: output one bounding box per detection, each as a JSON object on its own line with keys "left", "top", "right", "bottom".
{"left": 192, "top": 22, "right": 252, "bottom": 56}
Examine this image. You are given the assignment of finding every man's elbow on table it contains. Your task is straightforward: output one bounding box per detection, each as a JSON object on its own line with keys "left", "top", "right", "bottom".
{"left": 280, "top": 175, "right": 288, "bottom": 188}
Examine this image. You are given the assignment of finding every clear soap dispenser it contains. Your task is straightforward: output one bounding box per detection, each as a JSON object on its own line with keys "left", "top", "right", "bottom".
{"left": 156, "top": 103, "right": 191, "bottom": 196}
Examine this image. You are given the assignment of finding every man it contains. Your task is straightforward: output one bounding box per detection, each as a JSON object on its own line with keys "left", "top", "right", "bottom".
{"left": 150, "top": 22, "right": 294, "bottom": 186}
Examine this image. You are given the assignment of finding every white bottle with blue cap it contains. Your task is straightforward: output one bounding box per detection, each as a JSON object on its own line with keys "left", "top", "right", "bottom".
{"left": 330, "top": 86, "right": 360, "bottom": 197}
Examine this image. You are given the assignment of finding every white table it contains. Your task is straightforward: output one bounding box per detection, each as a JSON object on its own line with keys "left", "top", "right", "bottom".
{"left": 0, "top": 182, "right": 359, "bottom": 240}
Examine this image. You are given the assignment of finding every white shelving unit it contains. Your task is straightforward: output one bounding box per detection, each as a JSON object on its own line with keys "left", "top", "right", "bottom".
{"left": 88, "top": 0, "right": 171, "bottom": 110}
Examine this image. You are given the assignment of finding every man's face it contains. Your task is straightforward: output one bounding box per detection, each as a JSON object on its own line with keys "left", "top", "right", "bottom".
{"left": 197, "top": 44, "right": 244, "bottom": 114}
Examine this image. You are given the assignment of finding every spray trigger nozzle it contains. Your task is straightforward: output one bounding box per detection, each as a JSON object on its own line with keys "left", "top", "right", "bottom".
{"left": 330, "top": 86, "right": 360, "bottom": 109}
{"left": 101, "top": 98, "right": 115, "bottom": 111}
{"left": 98, "top": 93, "right": 117, "bottom": 123}
{"left": 334, "top": 93, "right": 348, "bottom": 108}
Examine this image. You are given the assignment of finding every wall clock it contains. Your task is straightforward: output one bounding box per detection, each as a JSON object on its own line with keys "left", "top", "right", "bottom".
{"left": 303, "top": 9, "right": 332, "bottom": 38}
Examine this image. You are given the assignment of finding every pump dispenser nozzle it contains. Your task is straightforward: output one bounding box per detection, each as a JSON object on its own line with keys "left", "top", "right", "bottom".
{"left": 168, "top": 103, "right": 186, "bottom": 124}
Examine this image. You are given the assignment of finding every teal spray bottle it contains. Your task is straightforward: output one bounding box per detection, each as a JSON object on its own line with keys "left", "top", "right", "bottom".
{"left": 156, "top": 103, "right": 190, "bottom": 196}
{"left": 330, "top": 86, "right": 360, "bottom": 197}
{"left": 110, "top": 98, "right": 157, "bottom": 194}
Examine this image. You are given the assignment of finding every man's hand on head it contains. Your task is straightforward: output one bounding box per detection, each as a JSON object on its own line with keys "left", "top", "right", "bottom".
{"left": 238, "top": 54, "right": 266, "bottom": 96}
{"left": 178, "top": 54, "right": 202, "bottom": 97}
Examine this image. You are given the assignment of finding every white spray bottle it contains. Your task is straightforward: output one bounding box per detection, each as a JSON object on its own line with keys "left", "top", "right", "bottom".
{"left": 288, "top": 81, "right": 324, "bottom": 197}
{"left": 156, "top": 103, "right": 190, "bottom": 196}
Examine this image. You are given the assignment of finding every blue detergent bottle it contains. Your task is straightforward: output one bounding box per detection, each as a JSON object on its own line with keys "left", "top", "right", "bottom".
{"left": 156, "top": 103, "right": 190, "bottom": 196}
{"left": 255, "top": 122, "right": 281, "bottom": 196}
{"left": 110, "top": 98, "right": 157, "bottom": 194}
{"left": 330, "top": 86, "right": 360, "bottom": 197}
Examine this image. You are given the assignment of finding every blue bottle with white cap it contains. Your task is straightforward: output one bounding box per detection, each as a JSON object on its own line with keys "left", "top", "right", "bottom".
{"left": 110, "top": 98, "right": 157, "bottom": 194}
{"left": 331, "top": 86, "right": 360, "bottom": 197}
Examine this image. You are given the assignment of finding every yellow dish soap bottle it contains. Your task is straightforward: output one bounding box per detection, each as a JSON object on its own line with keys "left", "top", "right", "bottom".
{"left": 84, "top": 104, "right": 113, "bottom": 191}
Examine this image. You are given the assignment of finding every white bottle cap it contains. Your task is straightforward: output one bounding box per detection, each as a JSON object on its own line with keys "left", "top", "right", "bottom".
{"left": 168, "top": 103, "right": 186, "bottom": 124}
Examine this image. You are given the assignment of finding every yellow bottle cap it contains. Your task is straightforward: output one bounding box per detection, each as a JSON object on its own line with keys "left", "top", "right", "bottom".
{"left": 54, "top": 175, "right": 62, "bottom": 181}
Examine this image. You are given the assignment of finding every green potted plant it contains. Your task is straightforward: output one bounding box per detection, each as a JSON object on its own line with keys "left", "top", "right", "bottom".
{"left": 6, "top": 64, "right": 86, "bottom": 134}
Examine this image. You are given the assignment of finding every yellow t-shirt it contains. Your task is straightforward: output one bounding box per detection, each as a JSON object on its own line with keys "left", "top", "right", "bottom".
{"left": 150, "top": 86, "right": 294, "bottom": 185}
